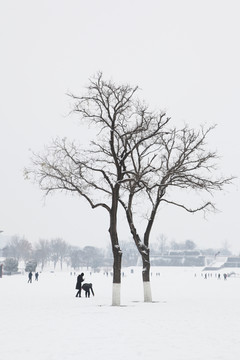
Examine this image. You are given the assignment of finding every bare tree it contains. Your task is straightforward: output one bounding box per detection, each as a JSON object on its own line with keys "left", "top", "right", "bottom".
{"left": 119, "top": 124, "right": 233, "bottom": 301}
{"left": 3, "top": 236, "right": 32, "bottom": 262}
{"left": 82, "top": 246, "right": 103, "bottom": 270}
{"left": 151, "top": 234, "right": 169, "bottom": 255}
{"left": 25, "top": 73, "right": 233, "bottom": 304}
{"left": 3, "top": 258, "right": 18, "bottom": 275}
{"left": 68, "top": 246, "right": 84, "bottom": 270}
{"left": 184, "top": 240, "right": 197, "bottom": 250}
{"left": 25, "top": 73, "right": 169, "bottom": 305}
{"left": 33, "top": 239, "right": 51, "bottom": 271}
{"left": 50, "top": 238, "right": 68, "bottom": 270}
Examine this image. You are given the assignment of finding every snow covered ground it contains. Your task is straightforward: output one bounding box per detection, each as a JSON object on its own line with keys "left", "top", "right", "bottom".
{"left": 1, "top": 266, "right": 240, "bottom": 360}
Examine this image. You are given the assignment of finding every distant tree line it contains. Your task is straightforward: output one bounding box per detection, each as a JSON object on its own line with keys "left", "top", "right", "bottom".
{"left": 1, "top": 234, "right": 232, "bottom": 275}
{"left": 1, "top": 236, "right": 111, "bottom": 273}
{"left": 150, "top": 236, "right": 232, "bottom": 257}
{"left": 1, "top": 236, "right": 141, "bottom": 274}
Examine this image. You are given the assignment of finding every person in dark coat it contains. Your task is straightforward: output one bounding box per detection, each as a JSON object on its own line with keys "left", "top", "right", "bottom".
{"left": 75, "top": 273, "right": 84, "bottom": 297}
{"left": 28, "top": 272, "right": 33, "bottom": 283}
{"left": 82, "top": 283, "right": 94, "bottom": 298}
{"left": 35, "top": 272, "right": 39, "bottom": 281}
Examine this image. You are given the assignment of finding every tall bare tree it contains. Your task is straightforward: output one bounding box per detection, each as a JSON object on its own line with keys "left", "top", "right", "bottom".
{"left": 68, "top": 246, "right": 84, "bottom": 270}
{"left": 25, "top": 73, "right": 233, "bottom": 304}
{"left": 25, "top": 73, "right": 169, "bottom": 305}
{"left": 119, "top": 124, "right": 233, "bottom": 301}
{"left": 33, "top": 239, "right": 51, "bottom": 271}
{"left": 3, "top": 236, "right": 32, "bottom": 262}
{"left": 50, "top": 238, "right": 68, "bottom": 270}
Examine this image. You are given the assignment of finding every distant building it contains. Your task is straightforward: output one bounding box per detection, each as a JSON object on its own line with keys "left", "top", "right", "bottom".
{"left": 203, "top": 256, "right": 240, "bottom": 270}
{"left": 224, "top": 257, "right": 240, "bottom": 268}
{"left": 150, "top": 250, "right": 205, "bottom": 266}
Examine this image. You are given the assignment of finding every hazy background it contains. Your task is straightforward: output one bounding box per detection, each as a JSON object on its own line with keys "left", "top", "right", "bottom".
{"left": 0, "top": 0, "right": 239, "bottom": 252}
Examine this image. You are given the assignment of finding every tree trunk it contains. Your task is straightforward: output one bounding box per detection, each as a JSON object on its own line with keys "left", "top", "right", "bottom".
{"left": 142, "top": 251, "right": 152, "bottom": 302}
{"left": 109, "top": 233, "right": 122, "bottom": 306}
{"left": 112, "top": 248, "right": 122, "bottom": 306}
{"left": 141, "top": 206, "right": 159, "bottom": 303}
{"left": 109, "top": 187, "right": 122, "bottom": 306}
{"left": 124, "top": 206, "right": 153, "bottom": 302}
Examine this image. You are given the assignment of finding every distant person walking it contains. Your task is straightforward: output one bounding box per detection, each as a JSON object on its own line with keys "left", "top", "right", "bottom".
{"left": 28, "top": 272, "right": 33, "bottom": 283}
{"left": 35, "top": 272, "right": 39, "bottom": 281}
{"left": 75, "top": 273, "right": 84, "bottom": 297}
{"left": 82, "top": 283, "right": 95, "bottom": 298}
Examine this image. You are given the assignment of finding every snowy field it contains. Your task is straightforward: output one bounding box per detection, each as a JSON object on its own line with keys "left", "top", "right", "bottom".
{"left": 1, "top": 266, "right": 240, "bottom": 360}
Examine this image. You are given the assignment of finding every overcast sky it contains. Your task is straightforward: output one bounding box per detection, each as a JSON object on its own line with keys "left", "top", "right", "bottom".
{"left": 0, "top": 0, "right": 239, "bottom": 252}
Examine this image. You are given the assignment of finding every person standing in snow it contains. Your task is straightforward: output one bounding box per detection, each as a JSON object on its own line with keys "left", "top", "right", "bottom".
{"left": 75, "top": 273, "right": 84, "bottom": 297}
{"left": 35, "top": 272, "right": 39, "bottom": 281}
{"left": 28, "top": 272, "right": 33, "bottom": 283}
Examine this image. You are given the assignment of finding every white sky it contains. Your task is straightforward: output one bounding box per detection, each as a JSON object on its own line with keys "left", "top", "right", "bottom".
{"left": 0, "top": 0, "right": 239, "bottom": 252}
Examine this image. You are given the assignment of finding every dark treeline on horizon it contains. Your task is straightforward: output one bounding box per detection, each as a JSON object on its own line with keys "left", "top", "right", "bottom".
{"left": 0, "top": 235, "right": 233, "bottom": 274}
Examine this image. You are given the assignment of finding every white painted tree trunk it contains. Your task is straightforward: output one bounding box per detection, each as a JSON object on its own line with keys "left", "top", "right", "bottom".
{"left": 112, "top": 283, "right": 121, "bottom": 306}
{"left": 143, "top": 281, "right": 152, "bottom": 302}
